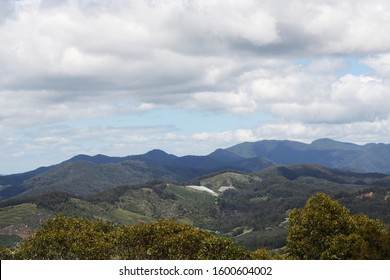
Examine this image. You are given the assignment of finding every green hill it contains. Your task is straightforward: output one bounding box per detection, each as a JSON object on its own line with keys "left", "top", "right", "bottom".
{"left": 2, "top": 164, "right": 390, "bottom": 250}
{"left": 20, "top": 160, "right": 198, "bottom": 197}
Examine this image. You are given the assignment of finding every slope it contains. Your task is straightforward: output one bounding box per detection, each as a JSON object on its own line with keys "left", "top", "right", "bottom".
{"left": 2, "top": 164, "right": 390, "bottom": 250}
{"left": 20, "top": 160, "right": 202, "bottom": 197}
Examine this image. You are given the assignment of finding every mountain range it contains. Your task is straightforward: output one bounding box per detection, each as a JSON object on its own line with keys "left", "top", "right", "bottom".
{"left": 1, "top": 138, "right": 390, "bottom": 249}
{"left": 1, "top": 138, "right": 390, "bottom": 200}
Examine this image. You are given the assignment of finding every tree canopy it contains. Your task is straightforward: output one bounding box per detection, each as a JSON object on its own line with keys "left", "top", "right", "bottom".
{"left": 2, "top": 216, "right": 249, "bottom": 260}
{"left": 287, "top": 193, "right": 390, "bottom": 259}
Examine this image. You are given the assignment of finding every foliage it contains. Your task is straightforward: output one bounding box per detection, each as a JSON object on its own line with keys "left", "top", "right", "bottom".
{"left": 251, "top": 248, "right": 293, "bottom": 260}
{"left": 320, "top": 233, "right": 368, "bottom": 260}
{"left": 112, "top": 220, "right": 251, "bottom": 260}
{"left": 3, "top": 165, "right": 390, "bottom": 252}
{"left": 197, "top": 235, "right": 250, "bottom": 260}
{"left": 17, "top": 215, "right": 114, "bottom": 260}
{"left": 250, "top": 248, "right": 273, "bottom": 260}
{"left": 384, "top": 226, "right": 390, "bottom": 259}
{"left": 0, "top": 247, "right": 15, "bottom": 260}
{"left": 112, "top": 221, "right": 210, "bottom": 260}
{"left": 287, "top": 193, "right": 390, "bottom": 260}
{"left": 2, "top": 193, "right": 390, "bottom": 260}
{"left": 5, "top": 216, "right": 250, "bottom": 260}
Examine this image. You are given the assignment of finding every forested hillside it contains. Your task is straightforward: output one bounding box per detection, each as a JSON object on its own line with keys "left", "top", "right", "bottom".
{"left": 1, "top": 194, "right": 389, "bottom": 260}
{"left": 1, "top": 165, "right": 390, "bottom": 250}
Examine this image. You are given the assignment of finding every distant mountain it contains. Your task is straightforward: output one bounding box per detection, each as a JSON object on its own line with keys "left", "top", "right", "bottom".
{"left": 225, "top": 138, "right": 390, "bottom": 174}
{"left": 130, "top": 149, "right": 178, "bottom": 165}
{"left": 2, "top": 138, "right": 390, "bottom": 201}
{"left": 32, "top": 138, "right": 390, "bottom": 176}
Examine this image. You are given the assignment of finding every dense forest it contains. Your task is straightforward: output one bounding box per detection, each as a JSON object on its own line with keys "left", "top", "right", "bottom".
{"left": 1, "top": 193, "right": 389, "bottom": 260}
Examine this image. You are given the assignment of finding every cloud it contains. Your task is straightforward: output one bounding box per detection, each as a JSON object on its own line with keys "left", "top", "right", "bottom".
{"left": 256, "top": 73, "right": 390, "bottom": 124}
{"left": 362, "top": 54, "right": 390, "bottom": 76}
{"left": 2, "top": 0, "right": 390, "bottom": 173}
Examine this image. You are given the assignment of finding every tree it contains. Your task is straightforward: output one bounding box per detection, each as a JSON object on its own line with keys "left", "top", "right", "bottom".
{"left": 17, "top": 215, "right": 114, "bottom": 260}
{"left": 112, "top": 220, "right": 210, "bottom": 260}
{"left": 250, "top": 248, "right": 274, "bottom": 260}
{"left": 0, "top": 247, "right": 14, "bottom": 260}
{"left": 320, "top": 233, "right": 368, "bottom": 260}
{"left": 287, "top": 193, "right": 389, "bottom": 260}
{"left": 352, "top": 214, "right": 385, "bottom": 259}
{"left": 383, "top": 226, "right": 390, "bottom": 259}
{"left": 251, "top": 248, "right": 293, "bottom": 260}
{"left": 12, "top": 216, "right": 251, "bottom": 260}
{"left": 287, "top": 193, "right": 356, "bottom": 259}
{"left": 197, "top": 235, "right": 250, "bottom": 260}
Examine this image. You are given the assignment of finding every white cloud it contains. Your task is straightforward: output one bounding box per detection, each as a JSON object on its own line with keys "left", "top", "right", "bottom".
{"left": 2, "top": 0, "right": 390, "bottom": 173}
{"left": 362, "top": 53, "right": 390, "bottom": 76}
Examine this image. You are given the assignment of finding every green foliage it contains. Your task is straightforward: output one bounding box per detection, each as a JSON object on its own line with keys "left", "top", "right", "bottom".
{"left": 287, "top": 193, "right": 389, "bottom": 260}
{"left": 250, "top": 248, "right": 293, "bottom": 260}
{"left": 353, "top": 214, "right": 385, "bottom": 259}
{"left": 197, "top": 235, "right": 250, "bottom": 260}
{"left": 2, "top": 194, "right": 390, "bottom": 260}
{"left": 287, "top": 193, "right": 356, "bottom": 259}
{"left": 0, "top": 247, "right": 15, "bottom": 260}
{"left": 384, "top": 226, "right": 390, "bottom": 259}
{"left": 3, "top": 165, "right": 390, "bottom": 253}
{"left": 113, "top": 221, "right": 210, "bottom": 260}
{"left": 250, "top": 248, "right": 273, "bottom": 260}
{"left": 8, "top": 216, "right": 250, "bottom": 260}
{"left": 320, "top": 234, "right": 368, "bottom": 260}
{"left": 111, "top": 220, "right": 250, "bottom": 260}
{"left": 3, "top": 166, "right": 390, "bottom": 256}
{"left": 17, "top": 215, "right": 114, "bottom": 260}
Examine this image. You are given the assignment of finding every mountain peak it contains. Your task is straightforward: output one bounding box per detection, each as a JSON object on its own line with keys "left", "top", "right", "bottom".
{"left": 132, "top": 149, "right": 178, "bottom": 165}
{"left": 310, "top": 138, "right": 359, "bottom": 150}
{"left": 67, "top": 154, "right": 92, "bottom": 162}
{"left": 145, "top": 149, "right": 170, "bottom": 156}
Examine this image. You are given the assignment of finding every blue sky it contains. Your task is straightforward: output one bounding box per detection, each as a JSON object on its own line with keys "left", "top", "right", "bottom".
{"left": 1, "top": 0, "right": 390, "bottom": 174}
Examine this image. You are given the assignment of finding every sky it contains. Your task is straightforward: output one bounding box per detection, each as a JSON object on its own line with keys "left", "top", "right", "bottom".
{"left": 1, "top": 0, "right": 390, "bottom": 174}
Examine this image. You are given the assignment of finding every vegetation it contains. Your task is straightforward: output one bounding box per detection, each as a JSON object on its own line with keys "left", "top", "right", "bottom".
{"left": 20, "top": 160, "right": 195, "bottom": 197}
{"left": 2, "top": 165, "right": 390, "bottom": 251}
{"left": 0, "top": 216, "right": 250, "bottom": 260}
{"left": 287, "top": 193, "right": 390, "bottom": 260}
{"left": 1, "top": 193, "right": 389, "bottom": 260}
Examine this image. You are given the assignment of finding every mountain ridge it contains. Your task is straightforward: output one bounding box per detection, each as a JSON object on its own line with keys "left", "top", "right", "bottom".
{"left": 2, "top": 138, "right": 390, "bottom": 201}
{"left": 2, "top": 164, "right": 390, "bottom": 250}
